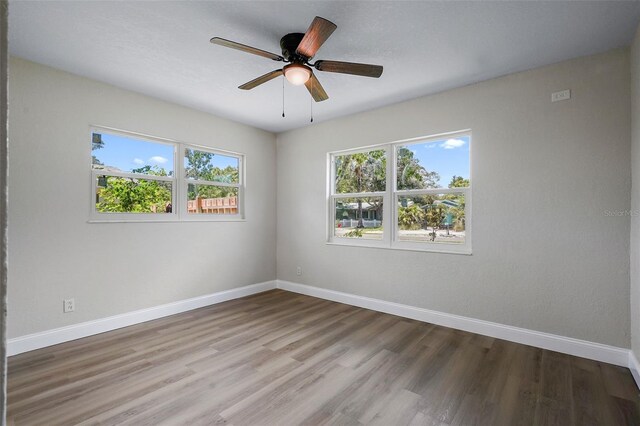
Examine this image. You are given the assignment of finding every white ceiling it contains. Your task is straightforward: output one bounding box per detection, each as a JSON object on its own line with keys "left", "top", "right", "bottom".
{"left": 9, "top": 1, "right": 640, "bottom": 133}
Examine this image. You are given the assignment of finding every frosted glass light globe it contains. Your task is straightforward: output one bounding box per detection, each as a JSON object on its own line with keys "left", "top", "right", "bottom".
{"left": 284, "top": 64, "right": 312, "bottom": 86}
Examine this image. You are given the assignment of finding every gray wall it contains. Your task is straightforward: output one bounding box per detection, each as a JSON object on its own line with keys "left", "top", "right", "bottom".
{"left": 7, "top": 58, "right": 277, "bottom": 338}
{"left": 277, "top": 48, "right": 631, "bottom": 348}
{"left": 631, "top": 24, "right": 640, "bottom": 358}
{"left": 7, "top": 46, "right": 636, "bottom": 353}
{"left": 1, "top": 1, "right": 8, "bottom": 422}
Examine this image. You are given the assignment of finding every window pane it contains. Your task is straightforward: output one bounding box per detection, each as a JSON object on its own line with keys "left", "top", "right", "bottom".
{"left": 95, "top": 176, "right": 172, "bottom": 213}
{"left": 396, "top": 136, "right": 470, "bottom": 190}
{"left": 397, "top": 193, "right": 466, "bottom": 244}
{"left": 335, "top": 149, "right": 386, "bottom": 194}
{"left": 184, "top": 149, "right": 239, "bottom": 184}
{"left": 91, "top": 132, "right": 174, "bottom": 176}
{"left": 334, "top": 197, "right": 383, "bottom": 240}
{"left": 187, "top": 185, "right": 238, "bottom": 215}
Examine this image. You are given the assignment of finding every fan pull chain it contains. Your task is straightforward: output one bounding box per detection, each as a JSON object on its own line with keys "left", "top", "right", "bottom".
{"left": 310, "top": 75, "right": 314, "bottom": 123}
{"left": 282, "top": 75, "right": 285, "bottom": 118}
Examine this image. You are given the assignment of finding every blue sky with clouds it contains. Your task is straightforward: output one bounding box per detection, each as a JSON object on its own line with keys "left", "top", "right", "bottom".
{"left": 93, "top": 132, "right": 467, "bottom": 186}
{"left": 407, "top": 135, "right": 470, "bottom": 187}
{"left": 92, "top": 132, "right": 237, "bottom": 173}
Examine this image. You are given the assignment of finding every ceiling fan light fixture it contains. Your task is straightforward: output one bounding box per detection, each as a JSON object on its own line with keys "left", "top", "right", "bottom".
{"left": 211, "top": 16, "right": 382, "bottom": 103}
{"left": 283, "top": 63, "right": 312, "bottom": 86}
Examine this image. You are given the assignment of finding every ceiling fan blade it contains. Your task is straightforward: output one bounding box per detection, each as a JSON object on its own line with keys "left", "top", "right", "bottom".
{"left": 210, "top": 37, "right": 284, "bottom": 61}
{"left": 239, "top": 69, "right": 283, "bottom": 90}
{"left": 304, "top": 73, "right": 329, "bottom": 102}
{"left": 296, "top": 16, "right": 337, "bottom": 59}
{"left": 314, "top": 60, "right": 383, "bottom": 78}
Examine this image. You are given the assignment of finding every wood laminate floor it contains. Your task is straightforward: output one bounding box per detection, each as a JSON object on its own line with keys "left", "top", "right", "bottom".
{"left": 7, "top": 289, "right": 640, "bottom": 425}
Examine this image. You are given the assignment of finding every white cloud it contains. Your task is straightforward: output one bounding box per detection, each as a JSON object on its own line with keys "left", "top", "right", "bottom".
{"left": 133, "top": 158, "right": 144, "bottom": 165}
{"left": 440, "top": 138, "right": 466, "bottom": 149}
{"left": 149, "top": 156, "right": 168, "bottom": 164}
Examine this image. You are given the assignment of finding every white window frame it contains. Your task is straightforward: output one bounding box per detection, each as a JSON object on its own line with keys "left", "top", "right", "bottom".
{"left": 327, "top": 130, "right": 471, "bottom": 255}
{"left": 327, "top": 145, "right": 391, "bottom": 249}
{"left": 89, "top": 126, "right": 245, "bottom": 222}
{"left": 180, "top": 146, "right": 245, "bottom": 222}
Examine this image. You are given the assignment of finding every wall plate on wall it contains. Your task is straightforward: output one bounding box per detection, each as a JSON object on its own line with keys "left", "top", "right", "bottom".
{"left": 552, "top": 89, "right": 571, "bottom": 102}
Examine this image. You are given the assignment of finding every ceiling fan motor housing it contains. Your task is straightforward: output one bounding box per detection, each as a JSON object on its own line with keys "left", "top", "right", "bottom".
{"left": 280, "top": 33, "right": 307, "bottom": 62}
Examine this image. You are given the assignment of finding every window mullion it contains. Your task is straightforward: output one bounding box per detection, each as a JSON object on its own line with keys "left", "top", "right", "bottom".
{"left": 331, "top": 191, "right": 385, "bottom": 199}
{"left": 328, "top": 154, "right": 335, "bottom": 240}
{"left": 395, "top": 187, "right": 469, "bottom": 197}
{"left": 186, "top": 179, "right": 240, "bottom": 188}
{"left": 91, "top": 170, "right": 174, "bottom": 182}
{"left": 386, "top": 144, "right": 394, "bottom": 246}
{"left": 176, "top": 143, "right": 183, "bottom": 219}
{"left": 329, "top": 154, "right": 336, "bottom": 196}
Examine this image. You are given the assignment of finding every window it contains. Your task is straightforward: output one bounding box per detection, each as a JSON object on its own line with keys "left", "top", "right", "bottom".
{"left": 330, "top": 148, "right": 388, "bottom": 244}
{"left": 91, "top": 127, "right": 244, "bottom": 221}
{"left": 184, "top": 148, "right": 240, "bottom": 215}
{"left": 328, "top": 131, "right": 471, "bottom": 254}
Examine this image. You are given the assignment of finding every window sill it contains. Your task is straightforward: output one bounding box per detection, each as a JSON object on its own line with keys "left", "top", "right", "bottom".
{"left": 326, "top": 240, "right": 472, "bottom": 256}
{"left": 88, "top": 217, "right": 246, "bottom": 224}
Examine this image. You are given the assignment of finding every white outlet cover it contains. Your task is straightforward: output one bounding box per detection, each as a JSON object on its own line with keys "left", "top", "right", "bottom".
{"left": 551, "top": 89, "right": 571, "bottom": 102}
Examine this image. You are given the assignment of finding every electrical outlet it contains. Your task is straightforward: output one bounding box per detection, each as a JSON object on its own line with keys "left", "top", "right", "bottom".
{"left": 63, "top": 298, "right": 75, "bottom": 313}
{"left": 551, "top": 89, "right": 571, "bottom": 102}
{"left": 296, "top": 266, "right": 302, "bottom": 276}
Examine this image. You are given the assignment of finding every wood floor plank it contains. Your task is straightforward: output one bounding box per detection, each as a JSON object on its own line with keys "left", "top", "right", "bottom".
{"left": 368, "top": 388, "right": 421, "bottom": 425}
{"left": 600, "top": 362, "right": 640, "bottom": 401}
{"left": 302, "top": 349, "right": 401, "bottom": 424}
{"left": 7, "top": 289, "right": 640, "bottom": 425}
{"left": 571, "top": 358, "right": 629, "bottom": 425}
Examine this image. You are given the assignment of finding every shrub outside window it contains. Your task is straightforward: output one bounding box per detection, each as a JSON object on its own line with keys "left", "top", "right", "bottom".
{"left": 328, "top": 131, "right": 471, "bottom": 254}
{"left": 90, "top": 127, "right": 244, "bottom": 222}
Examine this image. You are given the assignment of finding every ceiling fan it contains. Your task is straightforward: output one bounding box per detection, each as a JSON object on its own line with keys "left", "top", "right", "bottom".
{"left": 210, "top": 16, "right": 383, "bottom": 102}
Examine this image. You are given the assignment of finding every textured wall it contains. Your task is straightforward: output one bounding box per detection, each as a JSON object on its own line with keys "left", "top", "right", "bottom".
{"left": 1, "top": 1, "right": 8, "bottom": 422}
{"left": 277, "top": 49, "right": 631, "bottom": 347}
{"left": 7, "top": 58, "right": 277, "bottom": 338}
{"left": 631, "top": 24, "right": 640, "bottom": 359}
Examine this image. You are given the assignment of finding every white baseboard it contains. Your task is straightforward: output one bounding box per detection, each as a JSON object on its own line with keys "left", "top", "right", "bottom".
{"left": 277, "top": 280, "right": 631, "bottom": 368}
{"left": 8, "top": 280, "right": 276, "bottom": 356}
{"left": 629, "top": 350, "right": 640, "bottom": 389}
{"left": 8, "top": 278, "right": 638, "bottom": 380}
